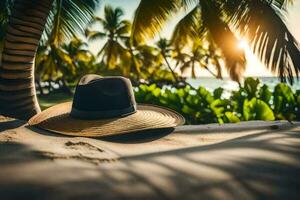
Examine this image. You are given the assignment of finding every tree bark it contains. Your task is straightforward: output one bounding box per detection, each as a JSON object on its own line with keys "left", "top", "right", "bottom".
{"left": 191, "top": 60, "right": 196, "bottom": 78}
{"left": 0, "top": 0, "right": 53, "bottom": 120}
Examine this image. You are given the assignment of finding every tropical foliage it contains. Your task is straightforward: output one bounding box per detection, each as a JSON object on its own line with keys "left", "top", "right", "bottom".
{"left": 39, "top": 77, "right": 299, "bottom": 124}
{"left": 34, "top": 3, "right": 300, "bottom": 90}
{"left": 132, "top": 0, "right": 300, "bottom": 84}
{"left": 1, "top": 2, "right": 299, "bottom": 123}
{"left": 86, "top": 5, "right": 131, "bottom": 72}
{"left": 135, "top": 78, "right": 300, "bottom": 124}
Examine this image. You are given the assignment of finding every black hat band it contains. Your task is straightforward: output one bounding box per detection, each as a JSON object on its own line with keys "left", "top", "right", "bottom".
{"left": 70, "top": 104, "right": 137, "bottom": 120}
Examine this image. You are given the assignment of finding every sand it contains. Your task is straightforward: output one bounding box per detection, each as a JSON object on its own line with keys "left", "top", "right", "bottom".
{"left": 0, "top": 117, "right": 299, "bottom": 199}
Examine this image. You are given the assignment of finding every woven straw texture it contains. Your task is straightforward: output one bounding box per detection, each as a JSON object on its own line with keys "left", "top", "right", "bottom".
{"left": 29, "top": 102, "right": 185, "bottom": 137}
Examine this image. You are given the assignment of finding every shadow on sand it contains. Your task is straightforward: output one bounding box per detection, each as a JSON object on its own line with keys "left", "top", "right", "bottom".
{"left": 26, "top": 125, "right": 175, "bottom": 144}
{"left": 0, "top": 124, "right": 299, "bottom": 199}
{"left": 0, "top": 120, "right": 26, "bottom": 133}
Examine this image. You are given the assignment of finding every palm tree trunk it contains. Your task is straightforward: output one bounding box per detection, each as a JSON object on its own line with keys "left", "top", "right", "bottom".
{"left": 215, "top": 61, "right": 223, "bottom": 79}
{"left": 0, "top": 0, "right": 53, "bottom": 120}
{"left": 35, "top": 77, "right": 45, "bottom": 96}
{"left": 162, "top": 54, "right": 179, "bottom": 83}
{"left": 204, "top": 66, "right": 219, "bottom": 79}
{"left": 191, "top": 60, "right": 196, "bottom": 78}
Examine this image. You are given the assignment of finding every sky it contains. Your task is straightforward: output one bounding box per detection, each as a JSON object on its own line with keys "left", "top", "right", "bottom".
{"left": 90, "top": 0, "right": 300, "bottom": 77}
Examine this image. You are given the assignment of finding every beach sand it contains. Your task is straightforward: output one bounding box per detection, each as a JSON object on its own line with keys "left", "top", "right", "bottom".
{"left": 0, "top": 117, "right": 299, "bottom": 199}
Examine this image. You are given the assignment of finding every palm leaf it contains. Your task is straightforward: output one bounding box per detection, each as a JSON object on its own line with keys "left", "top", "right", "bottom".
{"left": 171, "top": 6, "right": 201, "bottom": 47}
{"left": 86, "top": 29, "right": 107, "bottom": 41}
{"left": 43, "top": 0, "right": 101, "bottom": 45}
{"left": 116, "top": 20, "right": 131, "bottom": 36}
{"left": 131, "top": 0, "right": 181, "bottom": 43}
{"left": 102, "top": 5, "right": 124, "bottom": 32}
{"left": 180, "top": 61, "right": 192, "bottom": 74}
{"left": 201, "top": 0, "right": 245, "bottom": 82}
{"left": 228, "top": 0, "right": 300, "bottom": 84}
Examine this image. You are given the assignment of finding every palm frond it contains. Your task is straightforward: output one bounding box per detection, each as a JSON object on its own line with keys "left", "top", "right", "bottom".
{"left": 116, "top": 20, "right": 131, "bottom": 36}
{"left": 43, "top": 0, "right": 101, "bottom": 45}
{"left": 271, "top": 0, "right": 294, "bottom": 9}
{"left": 180, "top": 61, "right": 192, "bottom": 74}
{"left": 104, "top": 40, "right": 127, "bottom": 69}
{"left": 89, "top": 16, "right": 106, "bottom": 26}
{"left": 201, "top": 0, "right": 245, "bottom": 82}
{"left": 181, "top": 0, "right": 199, "bottom": 9}
{"left": 131, "top": 0, "right": 181, "bottom": 43}
{"left": 97, "top": 42, "right": 108, "bottom": 57}
{"left": 229, "top": 0, "right": 300, "bottom": 83}
{"left": 171, "top": 6, "right": 201, "bottom": 47}
{"left": 86, "top": 29, "right": 107, "bottom": 41}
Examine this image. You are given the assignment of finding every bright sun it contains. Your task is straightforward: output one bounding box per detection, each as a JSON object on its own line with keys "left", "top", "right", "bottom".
{"left": 238, "top": 39, "right": 249, "bottom": 50}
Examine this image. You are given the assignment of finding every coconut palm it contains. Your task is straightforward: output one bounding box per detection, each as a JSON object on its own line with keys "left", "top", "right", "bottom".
{"left": 172, "top": 45, "right": 189, "bottom": 73}
{"left": 204, "top": 43, "right": 223, "bottom": 79}
{"left": 86, "top": 5, "right": 131, "bottom": 71}
{"left": 62, "top": 37, "right": 95, "bottom": 68}
{"left": 133, "top": 44, "right": 162, "bottom": 81}
{"left": 63, "top": 37, "right": 96, "bottom": 80}
{"left": 179, "top": 40, "right": 218, "bottom": 78}
{"left": 35, "top": 37, "right": 96, "bottom": 95}
{"left": 35, "top": 46, "right": 69, "bottom": 83}
{"left": 155, "top": 38, "right": 179, "bottom": 83}
{"left": 132, "top": 0, "right": 300, "bottom": 83}
{"left": 35, "top": 44, "right": 75, "bottom": 95}
{"left": 0, "top": 0, "right": 100, "bottom": 120}
{"left": 137, "top": 45, "right": 162, "bottom": 71}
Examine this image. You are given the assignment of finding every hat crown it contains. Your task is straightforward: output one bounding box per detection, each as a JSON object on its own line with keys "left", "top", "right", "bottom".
{"left": 70, "top": 75, "right": 137, "bottom": 119}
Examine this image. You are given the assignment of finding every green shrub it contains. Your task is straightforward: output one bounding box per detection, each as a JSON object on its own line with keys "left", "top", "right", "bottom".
{"left": 135, "top": 78, "right": 300, "bottom": 124}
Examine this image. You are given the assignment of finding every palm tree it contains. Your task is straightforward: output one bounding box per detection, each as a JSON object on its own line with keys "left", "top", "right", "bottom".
{"left": 86, "top": 5, "right": 131, "bottom": 71}
{"left": 0, "top": 0, "right": 100, "bottom": 120}
{"left": 62, "top": 37, "right": 96, "bottom": 79}
{"left": 133, "top": 44, "right": 161, "bottom": 81}
{"left": 203, "top": 43, "right": 223, "bottom": 79}
{"left": 180, "top": 40, "right": 222, "bottom": 79}
{"left": 131, "top": 0, "right": 300, "bottom": 84}
{"left": 172, "top": 45, "right": 189, "bottom": 73}
{"left": 137, "top": 45, "right": 162, "bottom": 70}
{"left": 62, "top": 37, "right": 95, "bottom": 70}
{"left": 36, "top": 37, "right": 95, "bottom": 88}
{"left": 155, "top": 38, "right": 179, "bottom": 83}
{"left": 35, "top": 43, "right": 76, "bottom": 93}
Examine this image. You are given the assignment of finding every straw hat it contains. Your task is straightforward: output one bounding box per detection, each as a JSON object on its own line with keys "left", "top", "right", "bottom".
{"left": 29, "top": 75, "right": 185, "bottom": 137}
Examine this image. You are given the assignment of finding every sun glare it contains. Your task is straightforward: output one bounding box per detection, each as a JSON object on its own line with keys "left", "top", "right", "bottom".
{"left": 238, "top": 39, "right": 249, "bottom": 50}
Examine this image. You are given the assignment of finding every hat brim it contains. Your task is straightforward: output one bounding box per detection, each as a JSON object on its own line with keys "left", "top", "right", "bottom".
{"left": 28, "top": 102, "right": 185, "bottom": 137}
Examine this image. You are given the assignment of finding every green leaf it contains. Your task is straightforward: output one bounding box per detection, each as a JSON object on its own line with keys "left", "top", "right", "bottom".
{"left": 182, "top": 105, "right": 195, "bottom": 115}
{"left": 210, "top": 99, "right": 226, "bottom": 116}
{"left": 148, "top": 84, "right": 157, "bottom": 91}
{"left": 243, "top": 98, "right": 275, "bottom": 121}
{"left": 197, "top": 86, "right": 214, "bottom": 104}
{"left": 258, "top": 84, "right": 272, "bottom": 104}
{"left": 213, "top": 87, "right": 224, "bottom": 99}
{"left": 152, "top": 88, "right": 161, "bottom": 97}
{"left": 185, "top": 94, "right": 199, "bottom": 108}
{"left": 139, "top": 84, "right": 148, "bottom": 92}
{"left": 177, "top": 88, "right": 187, "bottom": 98}
{"left": 274, "top": 83, "right": 295, "bottom": 105}
{"left": 244, "top": 77, "right": 260, "bottom": 99}
{"left": 225, "top": 112, "right": 240, "bottom": 123}
{"left": 273, "top": 83, "right": 296, "bottom": 120}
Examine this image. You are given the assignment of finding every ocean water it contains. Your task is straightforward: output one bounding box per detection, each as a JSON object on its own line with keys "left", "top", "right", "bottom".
{"left": 187, "top": 77, "right": 300, "bottom": 94}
